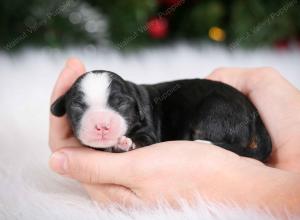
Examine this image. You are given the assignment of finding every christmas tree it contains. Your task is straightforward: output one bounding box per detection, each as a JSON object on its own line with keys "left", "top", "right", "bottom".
{"left": 1, "top": 0, "right": 299, "bottom": 51}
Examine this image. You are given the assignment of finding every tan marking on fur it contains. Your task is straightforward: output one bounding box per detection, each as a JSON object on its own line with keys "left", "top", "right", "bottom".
{"left": 248, "top": 137, "right": 257, "bottom": 149}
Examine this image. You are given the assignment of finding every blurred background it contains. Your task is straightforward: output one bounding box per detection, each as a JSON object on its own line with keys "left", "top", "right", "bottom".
{"left": 1, "top": 1, "right": 300, "bottom": 219}
{"left": 1, "top": 0, "right": 300, "bottom": 50}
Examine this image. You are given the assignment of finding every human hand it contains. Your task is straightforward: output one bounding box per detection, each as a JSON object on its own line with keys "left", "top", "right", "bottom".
{"left": 207, "top": 67, "right": 300, "bottom": 172}
{"left": 49, "top": 139, "right": 300, "bottom": 212}
{"left": 49, "top": 61, "right": 300, "bottom": 214}
{"left": 49, "top": 58, "right": 86, "bottom": 152}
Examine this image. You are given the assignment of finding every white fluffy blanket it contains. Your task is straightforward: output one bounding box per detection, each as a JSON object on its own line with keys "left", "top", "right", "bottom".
{"left": 1, "top": 44, "right": 299, "bottom": 220}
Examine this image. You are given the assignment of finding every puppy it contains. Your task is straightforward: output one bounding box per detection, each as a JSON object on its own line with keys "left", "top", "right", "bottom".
{"left": 51, "top": 70, "right": 272, "bottom": 161}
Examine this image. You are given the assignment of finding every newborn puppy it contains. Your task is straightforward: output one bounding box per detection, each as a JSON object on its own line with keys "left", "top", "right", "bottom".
{"left": 51, "top": 70, "right": 272, "bottom": 161}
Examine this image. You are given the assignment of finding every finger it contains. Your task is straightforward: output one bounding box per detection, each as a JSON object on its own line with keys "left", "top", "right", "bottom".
{"left": 206, "top": 67, "right": 253, "bottom": 94}
{"left": 49, "top": 147, "right": 133, "bottom": 186}
{"left": 49, "top": 58, "right": 86, "bottom": 151}
{"left": 50, "top": 57, "right": 86, "bottom": 103}
{"left": 84, "top": 183, "right": 141, "bottom": 207}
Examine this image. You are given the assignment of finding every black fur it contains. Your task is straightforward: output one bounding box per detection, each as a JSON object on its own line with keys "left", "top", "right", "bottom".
{"left": 51, "top": 71, "right": 272, "bottom": 161}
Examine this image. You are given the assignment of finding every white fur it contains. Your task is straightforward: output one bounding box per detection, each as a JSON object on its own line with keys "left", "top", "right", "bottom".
{"left": 195, "top": 140, "right": 213, "bottom": 145}
{"left": 1, "top": 44, "right": 299, "bottom": 219}
{"left": 80, "top": 71, "right": 111, "bottom": 108}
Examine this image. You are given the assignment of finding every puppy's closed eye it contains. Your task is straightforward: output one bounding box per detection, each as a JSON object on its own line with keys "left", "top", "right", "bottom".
{"left": 70, "top": 101, "right": 85, "bottom": 112}
{"left": 111, "top": 95, "right": 134, "bottom": 107}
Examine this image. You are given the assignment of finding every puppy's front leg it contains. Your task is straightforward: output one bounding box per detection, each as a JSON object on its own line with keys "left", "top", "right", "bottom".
{"left": 115, "top": 136, "right": 136, "bottom": 152}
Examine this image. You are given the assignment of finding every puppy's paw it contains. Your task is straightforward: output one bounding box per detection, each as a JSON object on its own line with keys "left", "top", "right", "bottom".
{"left": 115, "top": 136, "right": 136, "bottom": 152}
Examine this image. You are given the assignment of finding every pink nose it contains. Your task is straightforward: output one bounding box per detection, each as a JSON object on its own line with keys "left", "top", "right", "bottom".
{"left": 95, "top": 124, "right": 110, "bottom": 133}
{"left": 89, "top": 111, "right": 116, "bottom": 136}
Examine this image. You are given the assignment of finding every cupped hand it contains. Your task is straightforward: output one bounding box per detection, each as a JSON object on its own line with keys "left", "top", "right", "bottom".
{"left": 49, "top": 60, "right": 300, "bottom": 213}
{"left": 207, "top": 67, "right": 300, "bottom": 172}
{"left": 49, "top": 140, "right": 300, "bottom": 212}
{"left": 49, "top": 58, "right": 86, "bottom": 152}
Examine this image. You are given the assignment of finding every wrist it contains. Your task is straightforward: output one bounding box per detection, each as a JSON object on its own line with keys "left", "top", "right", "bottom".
{"left": 219, "top": 160, "right": 300, "bottom": 215}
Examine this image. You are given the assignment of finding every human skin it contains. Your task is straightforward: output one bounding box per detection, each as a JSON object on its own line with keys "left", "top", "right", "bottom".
{"left": 49, "top": 59, "right": 300, "bottom": 215}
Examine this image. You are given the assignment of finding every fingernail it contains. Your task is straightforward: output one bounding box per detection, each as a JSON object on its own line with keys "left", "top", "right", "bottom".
{"left": 50, "top": 152, "right": 68, "bottom": 174}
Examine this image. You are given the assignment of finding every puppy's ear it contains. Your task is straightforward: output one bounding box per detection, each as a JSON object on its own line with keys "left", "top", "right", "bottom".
{"left": 125, "top": 82, "right": 146, "bottom": 121}
{"left": 51, "top": 95, "right": 66, "bottom": 117}
{"left": 136, "top": 99, "right": 145, "bottom": 121}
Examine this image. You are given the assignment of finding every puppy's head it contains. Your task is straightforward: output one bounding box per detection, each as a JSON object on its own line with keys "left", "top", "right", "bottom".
{"left": 51, "top": 70, "right": 144, "bottom": 149}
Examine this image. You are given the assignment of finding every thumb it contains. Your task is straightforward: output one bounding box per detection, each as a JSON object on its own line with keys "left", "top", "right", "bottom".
{"left": 49, "top": 147, "right": 132, "bottom": 185}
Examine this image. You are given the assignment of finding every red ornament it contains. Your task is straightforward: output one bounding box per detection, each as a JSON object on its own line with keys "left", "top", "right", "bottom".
{"left": 147, "top": 17, "right": 168, "bottom": 39}
{"left": 274, "top": 39, "right": 289, "bottom": 50}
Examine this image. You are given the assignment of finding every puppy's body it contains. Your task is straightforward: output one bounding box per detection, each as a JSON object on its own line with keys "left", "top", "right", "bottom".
{"left": 121, "top": 79, "right": 271, "bottom": 161}
{"left": 51, "top": 70, "right": 272, "bottom": 161}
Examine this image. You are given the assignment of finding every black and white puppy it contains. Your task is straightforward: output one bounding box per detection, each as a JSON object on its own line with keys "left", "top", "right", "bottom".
{"left": 51, "top": 70, "right": 272, "bottom": 161}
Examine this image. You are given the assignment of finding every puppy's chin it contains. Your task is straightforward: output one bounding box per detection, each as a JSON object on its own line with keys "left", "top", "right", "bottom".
{"left": 80, "top": 138, "right": 119, "bottom": 149}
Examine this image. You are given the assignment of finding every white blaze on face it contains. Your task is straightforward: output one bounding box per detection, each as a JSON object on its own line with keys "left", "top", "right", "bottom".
{"left": 81, "top": 72, "right": 111, "bottom": 108}
{"left": 78, "top": 72, "right": 128, "bottom": 148}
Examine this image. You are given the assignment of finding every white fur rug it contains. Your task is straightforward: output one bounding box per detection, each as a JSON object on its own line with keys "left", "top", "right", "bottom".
{"left": 1, "top": 44, "right": 300, "bottom": 220}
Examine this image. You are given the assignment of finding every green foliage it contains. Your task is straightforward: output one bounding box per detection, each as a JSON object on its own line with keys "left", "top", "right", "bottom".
{"left": 172, "top": 1, "right": 225, "bottom": 39}
{"left": 0, "top": 0, "right": 299, "bottom": 51}
{"left": 0, "top": 0, "right": 96, "bottom": 51}
{"left": 89, "top": 0, "right": 156, "bottom": 44}
{"left": 230, "top": 0, "right": 299, "bottom": 47}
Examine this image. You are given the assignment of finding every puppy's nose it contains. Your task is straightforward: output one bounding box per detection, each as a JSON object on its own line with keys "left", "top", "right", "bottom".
{"left": 95, "top": 124, "right": 110, "bottom": 134}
